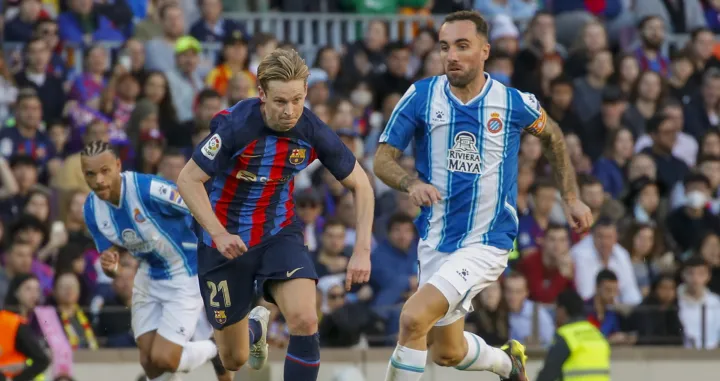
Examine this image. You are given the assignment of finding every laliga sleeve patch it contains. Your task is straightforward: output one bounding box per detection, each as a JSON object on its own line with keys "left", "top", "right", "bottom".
{"left": 149, "top": 180, "right": 187, "bottom": 209}
{"left": 202, "top": 134, "right": 222, "bottom": 160}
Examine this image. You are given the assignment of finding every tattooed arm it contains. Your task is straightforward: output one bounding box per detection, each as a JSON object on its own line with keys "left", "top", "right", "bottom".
{"left": 531, "top": 117, "right": 579, "bottom": 202}
{"left": 374, "top": 144, "right": 441, "bottom": 206}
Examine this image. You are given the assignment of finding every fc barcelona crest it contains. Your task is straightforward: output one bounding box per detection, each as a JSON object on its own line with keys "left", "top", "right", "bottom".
{"left": 214, "top": 310, "right": 227, "bottom": 325}
{"left": 289, "top": 148, "right": 306, "bottom": 165}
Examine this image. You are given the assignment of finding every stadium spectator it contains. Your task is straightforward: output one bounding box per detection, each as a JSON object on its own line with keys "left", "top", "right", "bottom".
{"left": 668, "top": 51, "right": 698, "bottom": 105}
{"left": 572, "top": 49, "right": 614, "bottom": 123}
{"left": 544, "top": 76, "right": 581, "bottom": 134}
{"left": 593, "top": 128, "right": 634, "bottom": 198}
{"left": 313, "top": 219, "right": 350, "bottom": 279}
{"left": 68, "top": 45, "right": 109, "bottom": 109}
{"left": 641, "top": 113, "right": 690, "bottom": 194}
{"left": 3, "top": 272, "right": 41, "bottom": 324}
{"left": 120, "top": 39, "right": 150, "bottom": 85}
{"left": 166, "top": 36, "right": 205, "bottom": 123}
{"left": 189, "top": 0, "right": 244, "bottom": 43}
{"left": 488, "top": 15, "right": 520, "bottom": 57}
{"left": 318, "top": 277, "right": 385, "bottom": 348}
{"left": 519, "top": 223, "right": 574, "bottom": 304}
{"left": 517, "top": 180, "right": 557, "bottom": 256}
{"left": 571, "top": 217, "right": 642, "bottom": 305}
{"left": 620, "top": 223, "right": 666, "bottom": 296}
{"left": 633, "top": 16, "right": 671, "bottom": 77}
{"left": 666, "top": 172, "right": 720, "bottom": 252}
{"left": 144, "top": 3, "right": 186, "bottom": 72}
{"left": 370, "top": 42, "right": 412, "bottom": 111}
{"left": 629, "top": 274, "right": 683, "bottom": 346}
{"left": 4, "top": 0, "right": 48, "bottom": 42}
{"left": 578, "top": 174, "right": 625, "bottom": 223}
{"left": 505, "top": 272, "right": 555, "bottom": 347}
{"left": 52, "top": 272, "right": 98, "bottom": 349}
{"left": 636, "top": 100, "right": 698, "bottom": 167}
{"left": 57, "top": 0, "right": 125, "bottom": 44}
{"left": 684, "top": 67, "right": 720, "bottom": 139}
{"left": 670, "top": 154, "right": 720, "bottom": 211}
{"left": 580, "top": 86, "right": 629, "bottom": 161}
{"left": 206, "top": 30, "right": 255, "bottom": 98}
{"left": 678, "top": 256, "right": 720, "bottom": 349}
{"left": 307, "top": 69, "right": 331, "bottom": 110}
{"left": 586, "top": 269, "right": 636, "bottom": 344}
{"left": 157, "top": 148, "right": 187, "bottom": 183}
{"left": 369, "top": 213, "right": 418, "bottom": 309}
{"left": 249, "top": 33, "right": 279, "bottom": 76}
{"left": 513, "top": 12, "right": 567, "bottom": 94}
{"left": 343, "top": 20, "right": 389, "bottom": 76}
{"left": 94, "top": 254, "right": 136, "bottom": 348}
{"left": 14, "top": 39, "right": 66, "bottom": 123}
{"left": 636, "top": 0, "right": 707, "bottom": 34}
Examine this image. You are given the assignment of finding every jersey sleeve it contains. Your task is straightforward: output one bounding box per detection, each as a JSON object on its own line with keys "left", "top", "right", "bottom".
{"left": 83, "top": 197, "right": 113, "bottom": 252}
{"left": 378, "top": 84, "right": 419, "bottom": 150}
{"left": 191, "top": 111, "right": 238, "bottom": 177}
{"left": 513, "top": 89, "right": 548, "bottom": 136}
{"left": 311, "top": 122, "right": 357, "bottom": 181}
{"left": 145, "top": 177, "right": 190, "bottom": 217}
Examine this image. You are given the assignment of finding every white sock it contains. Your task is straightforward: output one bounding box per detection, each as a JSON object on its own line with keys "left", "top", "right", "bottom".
{"left": 455, "top": 332, "right": 512, "bottom": 377}
{"left": 177, "top": 340, "right": 218, "bottom": 373}
{"left": 385, "top": 344, "right": 427, "bottom": 381}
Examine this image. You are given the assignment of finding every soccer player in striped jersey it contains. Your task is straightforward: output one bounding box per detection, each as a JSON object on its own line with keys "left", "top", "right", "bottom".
{"left": 177, "top": 49, "right": 375, "bottom": 381}
{"left": 373, "top": 10, "right": 594, "bottom": 381}
{"left": 81, "top": 141, "right": 233, "bottom": 381}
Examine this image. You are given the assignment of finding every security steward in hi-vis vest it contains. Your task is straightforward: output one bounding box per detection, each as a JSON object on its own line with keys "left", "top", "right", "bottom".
{"left": 537, "top": 290, "right": 611, "bottom": 381}
{"left": 0, "top": 310, "right": 50, "bottom": 381}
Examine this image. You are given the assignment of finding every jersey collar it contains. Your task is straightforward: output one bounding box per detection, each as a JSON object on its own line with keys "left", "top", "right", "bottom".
{"left": 108, "top": 172, "right": 126, "bottom": 209}
{"left": 443, "top": 72, "right": 493, "bottom": 108}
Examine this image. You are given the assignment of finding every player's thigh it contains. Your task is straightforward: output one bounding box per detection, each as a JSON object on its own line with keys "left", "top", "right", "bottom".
{"left": 268, "top": 278, "right": 319, "bottom": 335}
{"left": 132, "top": 272, "right": 162, "bottom": 342}
{"left": 425, "top": 244, "right": 508, "bottom": 327}
{"left": 197, "top": 242, "right": 259, "bottom": 331}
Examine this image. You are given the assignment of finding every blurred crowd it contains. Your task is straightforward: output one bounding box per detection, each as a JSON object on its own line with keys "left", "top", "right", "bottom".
{"left": 0, "top": 0, "right": 720, "bottom": 356}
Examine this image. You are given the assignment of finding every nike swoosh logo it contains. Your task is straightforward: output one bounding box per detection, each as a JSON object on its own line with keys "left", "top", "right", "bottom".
{"left": 286, "top": 267, "right": 303, "bottom": 277}
{"left": 241, "top": 154, "right": 263, "bottom": 158}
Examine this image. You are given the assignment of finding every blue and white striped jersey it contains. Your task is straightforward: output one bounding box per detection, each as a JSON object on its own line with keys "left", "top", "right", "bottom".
{"left": 379, "top": 74, "right": 548, "bottom": 252}
{"left": 84, "top": 171, "right": 198, "bottom": 280}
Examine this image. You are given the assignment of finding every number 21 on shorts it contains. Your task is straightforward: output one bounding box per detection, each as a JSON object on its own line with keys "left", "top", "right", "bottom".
{"left": 207, "top": 280, "right": 231, "bottom": 307}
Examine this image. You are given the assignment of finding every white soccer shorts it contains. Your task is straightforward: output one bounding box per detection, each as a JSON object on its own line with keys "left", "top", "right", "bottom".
{"left": 417, "top": 239, "right": 509, "bottom": 326}
{"left": 131, "top": 269, "right": 204, "bottom": 345}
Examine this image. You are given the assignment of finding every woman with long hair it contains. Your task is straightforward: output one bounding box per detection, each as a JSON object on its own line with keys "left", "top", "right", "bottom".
{"left": 611, "top": 54, "right": 640, "bottom": 96}
{"left": 593, "top": 128, "right": 635, "bottom": 198}
{"left": 139, "top": 71, "right": 178, "bottom": 134}
{"left": 565, "top": 20, "right": 609, "bottom": 79}
{"left": 624, "top": 70, "right": 668, "bottom": 136}
{"left": 620, "top": 223, "right": 667, "bottom": 296}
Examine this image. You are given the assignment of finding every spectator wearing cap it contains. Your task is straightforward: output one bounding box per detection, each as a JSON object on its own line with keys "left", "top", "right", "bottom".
{"left": 571, "top": 217, "right": 642, "bottom": 306}
{"left": 640, "top": 113, "right": 690, "bottom": 195}
{"left": 636, "top": 0, "right": 707, "bottom": 34}
{"left": 666, "top": 173, "right": 720, "bottom": 252}
{"left": 0, "top": 92, "right": 58, "bottom": 173}
{"left": 177, "top": 89, "right": 223, "bottom": 150}
{"left": 166, "top": 36, "right": 205, "bottom": 123}
{"left": 489, "top": 14, "right": 520, "bottom": 57}
{"left": 4, "top": 0, "right": 49, "bottom": 42}
{"left": 683, "top": 67, "right": 720, "bottom": 140}
{"left": 144, "top": 3, "right": 186, "bottom": 73}
{"left": 678, "top": 256, "right": 720, "bottom": 348}
{"left": 14, "top": 38, "right": 66, "bottom": 124}
{"left": 633, "top": 16, "right": 671, "bottom": 77}
{"left": 206, "top": 30, "right": 256, "bottom": 98}
{"left": 57, "top": 0, "right": 125, "bottom": 44}
{"left": 296, "top": 189, "right": 325, "bottom": 252}
{"left": 579, "top": 86, "right": 629, "bottom": 161}
{"left": 635, "top": 100, "right": 697, "bottom": 167}
{"left": 190, "top": 0, "right": 244, "bottom": 43}
{"left": 370, "top": 42, "right": 412, "bottom": 111}
{"left": 307, "top": 69, "right": 331, "bottom": 109}
{"left": 572, "top": 49, "right": 614, "bottom": 124}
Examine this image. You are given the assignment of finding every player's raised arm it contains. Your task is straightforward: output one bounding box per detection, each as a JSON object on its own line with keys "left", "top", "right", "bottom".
{"left": 374, "top": 84, "right": 441, "bottom": 206}
{"left": 517, "top": 91, "right": 593, "bottom": 231}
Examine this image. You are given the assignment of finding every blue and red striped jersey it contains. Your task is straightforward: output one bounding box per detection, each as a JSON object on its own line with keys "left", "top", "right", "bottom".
{"left": 192, "top": 98, "right": 356, "bottom": 248}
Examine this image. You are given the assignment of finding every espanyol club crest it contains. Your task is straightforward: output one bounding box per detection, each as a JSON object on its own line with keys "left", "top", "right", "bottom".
{"left": 487, "top": 112, "right": 503, "bottom": 134}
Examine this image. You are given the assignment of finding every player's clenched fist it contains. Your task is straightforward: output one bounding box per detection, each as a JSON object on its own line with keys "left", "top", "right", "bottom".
{"left": 407, "top": 179, "right": 442, "bottom": 207}
{"left": 213, "top": 231, "right": 248, "bottom": 259}
{"left": 100, "top": 250, "right": 120, "bottom": 277}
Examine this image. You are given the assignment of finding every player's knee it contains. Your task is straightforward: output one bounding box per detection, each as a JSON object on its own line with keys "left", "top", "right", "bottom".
{"left": 431, "top": 346, "right": 466, "bottom": 367}
{"left": 285, "top": 310, "right": 319, "bottom": 335}
{"left": 399, "top": 307, "right": 431, "bottom": 336}
{"left": 219, "top": 349, "right": 248, "bottom": 371}
{"left": 149, "top": 347, "right": 181, "bottom": 372}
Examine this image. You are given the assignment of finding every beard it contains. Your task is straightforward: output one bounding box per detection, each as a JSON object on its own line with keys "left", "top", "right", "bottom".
{"left": 446, "top": 66, "right": 480, "bottom": 88}
{"left": 641, "top": 35, "right": 663, "bottom": 51}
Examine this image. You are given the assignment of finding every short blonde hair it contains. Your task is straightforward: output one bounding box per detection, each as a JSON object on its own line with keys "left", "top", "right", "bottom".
{"left": 257, "top": 48, "right": 310, "bottom": 92}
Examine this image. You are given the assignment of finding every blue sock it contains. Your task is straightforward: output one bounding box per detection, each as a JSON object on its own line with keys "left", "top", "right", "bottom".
{"left": 248, "top": 318, "right": 262, "bottom": 345}
{"left": 284, "top": 334, "right": 320, "bottom": 381}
